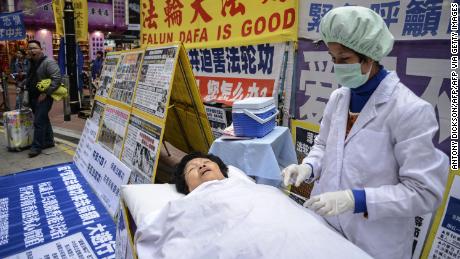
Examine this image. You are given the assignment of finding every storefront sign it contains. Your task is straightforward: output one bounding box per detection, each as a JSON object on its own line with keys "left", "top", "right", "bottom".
{"left": 141, "top": 0, "right": 298, "bottom": 48}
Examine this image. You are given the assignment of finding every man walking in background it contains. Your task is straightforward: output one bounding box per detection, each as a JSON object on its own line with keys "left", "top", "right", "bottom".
{"left": 23, "top": 40, "right": 61, "bottom": 158}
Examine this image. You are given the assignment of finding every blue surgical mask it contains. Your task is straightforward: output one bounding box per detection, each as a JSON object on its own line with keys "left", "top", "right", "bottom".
{"left": 333, "top": 62, "right": 373, "bottom": 89}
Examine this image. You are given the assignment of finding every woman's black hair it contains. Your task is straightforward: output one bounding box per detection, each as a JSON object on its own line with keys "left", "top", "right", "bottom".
{"left": 174, "top": 152, "right": 228, "bottom": 195}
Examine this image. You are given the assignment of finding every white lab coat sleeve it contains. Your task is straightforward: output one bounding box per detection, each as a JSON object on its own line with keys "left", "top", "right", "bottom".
{"left": 365, "top": 102, "right": 448, "bottom": 221}
{"left": 302, "top": 90, "right": 339, "bottom": 179}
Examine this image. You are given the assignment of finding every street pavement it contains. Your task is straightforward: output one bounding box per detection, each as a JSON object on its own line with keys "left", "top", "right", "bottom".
{"left": 0, "top": 83, "right": 186, "bottom": 179}
{"left": 0, "top": 83, "right": 83, "bottom": 176}
{"left": 0, "top": 126, "right": 77, "bottom": 176}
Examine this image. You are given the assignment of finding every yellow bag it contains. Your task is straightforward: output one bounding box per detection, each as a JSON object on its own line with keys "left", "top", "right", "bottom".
{"left": 36, "top": 79, "right": 68, "bottom": 101}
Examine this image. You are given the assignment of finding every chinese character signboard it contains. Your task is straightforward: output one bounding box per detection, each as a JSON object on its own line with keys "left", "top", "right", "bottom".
{"left": 299, "top": 0, "right": 452, "bottom": 40}
{"left": 0, "top": 163, "right": 116, "bottom": 258}
{"left": 0, "top": 11, "right": 26, "bottom": 41}
{"left": 141, "top": 0, "right": 298, "bottom": 48}
{"left": 290, "top": 119, "right": 319, "bottom": 163}
{"left": 294, "top": 39, "right": 450, "bottom": 156}
{"left": 189, "top": 42, "right": 287, "bottom": 106}
{"left": 74, "top": 120, "right": 132, "bottom": 217}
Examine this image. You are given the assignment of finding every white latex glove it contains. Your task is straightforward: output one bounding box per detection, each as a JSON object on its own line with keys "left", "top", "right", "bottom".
{"left": 281, "top": 164, "right": 313, "bottom": 187}
{"left": 304, "top": 190, "right": 355, "bottom": 216}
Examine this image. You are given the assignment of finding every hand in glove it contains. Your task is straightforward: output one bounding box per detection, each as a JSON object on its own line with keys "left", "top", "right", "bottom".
{"left": 304, "top": 190, "right": 355, "bottom": 216}
{"left": 281, "top": 164, "right": 313, "bottom": 187}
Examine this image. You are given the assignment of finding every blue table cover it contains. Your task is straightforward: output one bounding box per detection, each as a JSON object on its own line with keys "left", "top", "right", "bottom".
{"left": 209, "top": 126, "right": 297, "bottom": 185}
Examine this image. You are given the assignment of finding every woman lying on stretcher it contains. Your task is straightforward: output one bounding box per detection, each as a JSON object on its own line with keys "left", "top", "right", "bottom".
{"left": 134, "top": 152, "right": 372, "bottom": 259}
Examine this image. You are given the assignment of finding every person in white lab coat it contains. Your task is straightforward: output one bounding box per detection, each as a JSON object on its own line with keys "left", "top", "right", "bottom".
{"left": 282, "top": 6, "right": 448, "bottom": 259}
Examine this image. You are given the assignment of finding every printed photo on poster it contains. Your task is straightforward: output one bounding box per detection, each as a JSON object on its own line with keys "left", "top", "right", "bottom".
{"left": 121, "top": 114, "right": 162, "bottom": 184}
{"left": 205, "top": 105, "right": 228, "bottom": 138}
{"left": 90, "top": 100, "right": 105, "bottom": 126}
{"left": 96, "top": 53, "right": 120, "bottom": 98}
{"left": 110, "top": 51, "right": 144, "bottom": 105}
{"left": 97, "top": 105, "right": 129, "bottom": 158}
{"left": 133, "top": 46, "right": 177, "bottom": 118}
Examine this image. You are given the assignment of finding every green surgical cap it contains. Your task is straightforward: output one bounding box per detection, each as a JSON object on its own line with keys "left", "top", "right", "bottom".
{"left": 319, "top": 6, "right": 394, "bottom": 61}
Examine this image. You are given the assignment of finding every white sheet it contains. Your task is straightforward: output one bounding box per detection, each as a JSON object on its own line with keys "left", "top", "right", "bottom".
{"left": 135, "top": 177, "right": 371, "bottom": 259}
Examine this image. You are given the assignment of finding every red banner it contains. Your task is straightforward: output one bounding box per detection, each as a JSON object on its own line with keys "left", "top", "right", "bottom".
{"left": 197, "top": 76, "right": 275, "bottom": 106}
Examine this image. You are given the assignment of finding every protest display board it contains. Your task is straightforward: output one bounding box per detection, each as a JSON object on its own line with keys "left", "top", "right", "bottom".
{"left": 188, "top": 42, "right": 288, "bottom": 106}
{"left": 115, "top": 202, "right": 135, "bottom": 259}
{"left": 290, "top": 119, "right": 319, "bottom": 163}
{"left": 109, "top": 50, "right": 144, "bottom": 106}
{"left": 97, "top": 104, "right": 130, "bottom": 158}
{"left": 205, "top": 105, "right": 228, "bottom": 138}
{"left": 140, "top": 0, "right": 298, "bottom": 48}
{"left": 0, "top": 163, "right": 117, "bottom": 259}
{"left": 412, "top": 213, "right": 433, "bottom": 259}
{"left": 74, "top": 120, "right": 132, "bottom": 218}
{"left": 133, "top": 46, "right": 177, "bottom": 118}
{"left": 74, "top": 120, "right": 99, "bottom": 176}
{"left": 96, "top": 52, "right": 121, "bottom": 100}
{"left": 121, "top": 113, "right": 162, "bottom": 184}
{"left": 85, "top": 44, "right": 213, "bottom": 186}
{"left": 90, "top": 100, "right": 105, "bottom": 126}
{"left": 422, "top": 171, "right": 460, "bottom": 259}
{"left": 163, "top": 45, "right": 214, "bottom": 154}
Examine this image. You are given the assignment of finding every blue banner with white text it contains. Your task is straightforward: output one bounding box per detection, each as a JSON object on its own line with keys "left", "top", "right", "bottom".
{"left": 0, "top": 163, "right": 116, "bottom": 258}
{"left": 0, "top": 11, "right": 26, "bottom": 41}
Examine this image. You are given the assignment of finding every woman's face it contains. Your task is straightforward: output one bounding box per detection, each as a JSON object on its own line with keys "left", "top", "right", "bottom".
{"left": 184, "top": 157, "right": 225, "bottom": 192}
{"left": 327, "top": 42, "right": 372, "bottom": 74}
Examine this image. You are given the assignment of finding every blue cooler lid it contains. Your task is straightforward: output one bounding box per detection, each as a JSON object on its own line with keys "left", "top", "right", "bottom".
{"left": 232, "top": 97, "right": 275, "bottom": 110}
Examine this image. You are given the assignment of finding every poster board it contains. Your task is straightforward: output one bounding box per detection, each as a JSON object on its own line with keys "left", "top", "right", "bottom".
{"left": 163, "top": 44, "right": 214, "bottom": 155}
{"left": 109, "top": 50, "right": 144, "bottom": 106}
{"left": 96, "top": 51, "right": 121, "bottom": 100}
{"left": 74, "top": 120, "right": 132, "bottom": 218}
{"left": 290, "top": 119, "right": 320, "bottom": 163}
{"left": 422, "top": 170, "right": 460, "bottom": 259}
{"left": 86, "top": 44, "right": 213, "bottom": 185}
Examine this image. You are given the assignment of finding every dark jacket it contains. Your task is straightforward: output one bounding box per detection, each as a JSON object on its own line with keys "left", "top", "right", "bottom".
{"left": 26, "top": 55, "right": 61, "bottom": 99}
